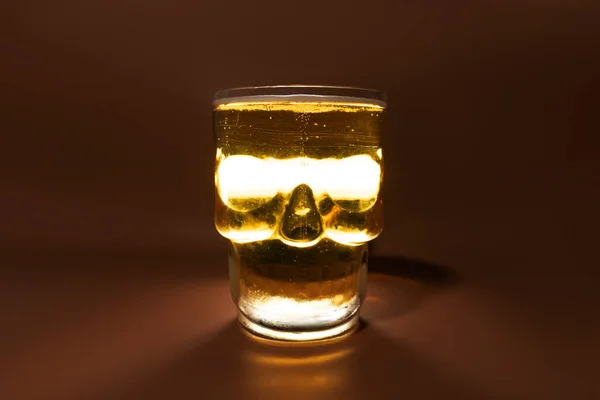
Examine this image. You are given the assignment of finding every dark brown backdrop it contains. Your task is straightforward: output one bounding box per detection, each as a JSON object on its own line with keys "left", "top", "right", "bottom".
{"left": 3, "top": 0, "right": 597, "bottom": 257}
{"left": 1, "top": 1, "right": 599, "bottom": 399}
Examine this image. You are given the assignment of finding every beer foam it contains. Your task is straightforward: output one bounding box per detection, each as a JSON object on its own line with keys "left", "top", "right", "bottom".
{"left": 213, "top": 95, "right": 386, "bottom": 112}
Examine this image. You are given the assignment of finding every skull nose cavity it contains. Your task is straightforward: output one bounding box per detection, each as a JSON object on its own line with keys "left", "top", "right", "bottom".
{"left": 280, "top": 184, "right": 323, "bottom": 242}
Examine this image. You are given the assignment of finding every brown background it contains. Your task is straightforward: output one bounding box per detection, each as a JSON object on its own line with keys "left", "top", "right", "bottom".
{"left": 1, "top": 0, "right": 599, "bottom": 399}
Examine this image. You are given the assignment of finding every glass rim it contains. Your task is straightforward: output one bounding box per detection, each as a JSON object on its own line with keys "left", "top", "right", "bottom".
{"left": 213, "top": 85, "right": 386, "bottom": 107}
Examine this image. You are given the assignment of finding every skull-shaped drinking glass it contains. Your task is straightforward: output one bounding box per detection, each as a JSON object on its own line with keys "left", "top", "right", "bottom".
{"left": 214, "top": 86, "right": 384, "bottom": 341}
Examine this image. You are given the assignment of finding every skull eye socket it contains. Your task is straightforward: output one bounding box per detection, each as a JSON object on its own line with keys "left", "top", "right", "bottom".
{"left": 216, "top": 155, "right": 279, "bottom": 212}
{"left": 321, "top": 155, "right": 381, "bottom": 212}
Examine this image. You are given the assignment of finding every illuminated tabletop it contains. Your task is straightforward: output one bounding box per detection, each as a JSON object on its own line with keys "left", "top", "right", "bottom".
{"left": 0, "top": 251, "right": 595, "bottom": 399}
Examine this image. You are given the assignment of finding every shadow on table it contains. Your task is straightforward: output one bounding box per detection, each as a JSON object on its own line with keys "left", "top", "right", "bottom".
{"left": 370, "top": 255, "right": 459, "bottom": 286}
{"left": 357, "top": 255, "right": 459, "bottom": 322}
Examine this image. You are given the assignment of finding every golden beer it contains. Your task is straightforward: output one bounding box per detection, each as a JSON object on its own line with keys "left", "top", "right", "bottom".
{"left": 213, "top": 86, "right": 384, "bottom": 341}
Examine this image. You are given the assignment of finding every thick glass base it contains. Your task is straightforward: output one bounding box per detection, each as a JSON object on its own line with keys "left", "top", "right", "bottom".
{"left": 229, "top": 239, "right": 368, "bottom": 342}
{"left": 238, "top": 310, "right": 360, "bottom": 342}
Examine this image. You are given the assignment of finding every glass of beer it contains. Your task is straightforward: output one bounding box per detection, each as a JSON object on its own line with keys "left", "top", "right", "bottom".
{"left": 213, "top": 86, "right": 385, "bottom": 341}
